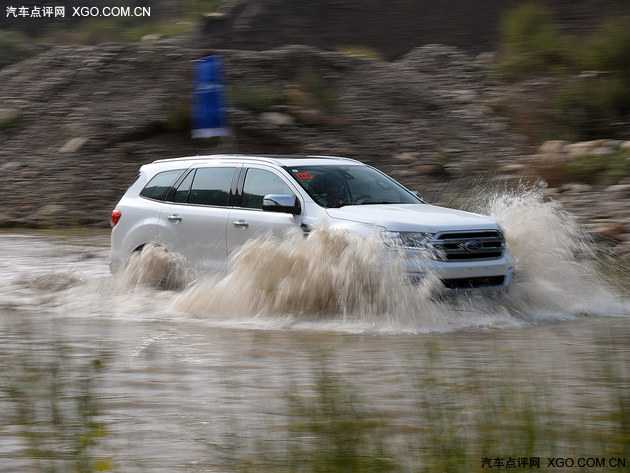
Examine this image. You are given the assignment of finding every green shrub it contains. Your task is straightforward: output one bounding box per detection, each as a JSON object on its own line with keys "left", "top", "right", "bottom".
{"left": 185, "top": 0, "right": 223, "bottom": 19}
{"left": 165, "top": 101, "right": 191, "bottom": 132}
{"left": 0, "top": 30, "right": 41, "bottom": 67}
{"left": 556, "top": 76, "right": 630, "bottom": 140}
{"left": 229, "top": 85, "right": 284, "bottom": 112}
{"left": 583, "top": 16, "right": 630, "bottom": 79}
{"left": 532, "top": 149, "right": 630, "bottom": 187}
{"left": 566, "top": 150, "right": 630, "bottom": 185}
{"left": 0, "top": 113, "right": 21, "bottom": 130}
{"left": 335, "top": 46, "right": 384, "bottom": 61}
{"left": 497, "top": 5, "right": 630, "bottom": 141}
{"left": 497, "top": 2, "right": 569, "bottom": 79}
{"left": 291, "top": 70, "right": 340, "bottom": 114}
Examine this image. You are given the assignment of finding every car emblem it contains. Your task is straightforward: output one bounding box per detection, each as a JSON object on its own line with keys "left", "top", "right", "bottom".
{"left": 462, "top": 240, "right": 482, "bottom": 252}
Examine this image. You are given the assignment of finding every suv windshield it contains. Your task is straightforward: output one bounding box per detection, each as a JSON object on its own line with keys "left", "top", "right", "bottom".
{"left": 285, "top": 165, "right": 421, "bottom": 208}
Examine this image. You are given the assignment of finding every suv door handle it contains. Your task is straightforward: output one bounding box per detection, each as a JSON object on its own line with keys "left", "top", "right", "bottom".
{"left": 167, "top": 215, "right": 182, "bottom": 223}
{"left": 232, "top": 219, "right": 249, "bottom": 229}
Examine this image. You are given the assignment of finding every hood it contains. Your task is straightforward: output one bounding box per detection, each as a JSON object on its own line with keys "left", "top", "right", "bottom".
{"left": 325, "top": 203, "right": 500, "bottom": 232}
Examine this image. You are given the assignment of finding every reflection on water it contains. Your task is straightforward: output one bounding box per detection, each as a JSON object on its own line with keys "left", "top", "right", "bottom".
{"left": 0, "top": 187, "right": 629, "bottom": 472}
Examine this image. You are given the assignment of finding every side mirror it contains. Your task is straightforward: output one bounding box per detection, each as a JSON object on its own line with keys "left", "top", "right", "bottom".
{"left": 410, "top": 190, "right": 423, "bottom": 201}
{"left": 262, "top": 194, "right": 301, "bottom": 214}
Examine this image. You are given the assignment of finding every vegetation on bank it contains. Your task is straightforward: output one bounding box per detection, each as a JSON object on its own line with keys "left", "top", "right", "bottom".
{"left": 497, "top": 2, "right": 630, "bottom": 144}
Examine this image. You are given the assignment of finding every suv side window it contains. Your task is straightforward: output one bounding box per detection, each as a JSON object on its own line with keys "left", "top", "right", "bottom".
{"left": 171, "top": 170, "right": 195, "bottom": 203}
{"left": 241, "top": 168, "right": 296, "bottom": 209}
{"left": 188, "top": 167, "right": 236, "bottom": 206}
{"left": 140, "top": 169, "right": 185, "bottom": 201}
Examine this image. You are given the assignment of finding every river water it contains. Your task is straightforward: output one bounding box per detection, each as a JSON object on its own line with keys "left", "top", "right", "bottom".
{"left": 1, "top": 189, "right": 629, "bottom": 472}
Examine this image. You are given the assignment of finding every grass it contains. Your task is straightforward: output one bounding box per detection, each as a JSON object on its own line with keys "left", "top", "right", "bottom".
{"left": 0, "top": 325, "right": 113, "bottom": 472}
{"left": 210, "top": 340, "right": 630, "bottom": 473}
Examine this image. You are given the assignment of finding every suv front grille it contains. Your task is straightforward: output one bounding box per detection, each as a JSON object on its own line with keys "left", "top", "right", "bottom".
{"left": 432, "top": 230, "right": 505, "bottom": 261}
{"left": 442, "top": 275, "right": 506, "bottom": 289}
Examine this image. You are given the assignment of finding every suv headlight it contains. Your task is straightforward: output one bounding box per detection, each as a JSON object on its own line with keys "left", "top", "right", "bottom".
{"left": 380, "top": 231, "right": 446, "bottom": 261}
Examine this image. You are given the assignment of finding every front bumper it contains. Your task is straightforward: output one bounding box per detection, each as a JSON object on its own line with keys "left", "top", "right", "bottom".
{"left": 401, "top": 249, "right": 514, "bottom": 289}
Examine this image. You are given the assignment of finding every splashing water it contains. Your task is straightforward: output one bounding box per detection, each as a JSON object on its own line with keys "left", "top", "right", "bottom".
{"left": 115, "top": 243, "right": 198, "bottom": 291}
{"left": 172, "top": 226, "right": 446, "bottom": 330}
{"left": 112, "top": 186, "right": 628, "bottom": 332}
{"left": 482, "top": 184, "right": 622, "bottom": 319}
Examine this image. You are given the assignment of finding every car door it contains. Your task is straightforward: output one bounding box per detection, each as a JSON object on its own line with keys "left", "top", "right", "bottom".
{"left": 227, "top": 166, "right": 303, "bottom": 260}
{"left": 157, "top": 165, "right": 239, "bottom": 272}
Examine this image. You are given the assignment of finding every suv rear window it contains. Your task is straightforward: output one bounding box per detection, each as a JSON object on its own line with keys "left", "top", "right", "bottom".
{"left": 140, "top": 169, "right": 185, "bottom": 201}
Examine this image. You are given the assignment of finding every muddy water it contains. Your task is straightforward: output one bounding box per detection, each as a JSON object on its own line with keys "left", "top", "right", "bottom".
{"left": 1, "top": 190, "right": 629, "bottom": 472}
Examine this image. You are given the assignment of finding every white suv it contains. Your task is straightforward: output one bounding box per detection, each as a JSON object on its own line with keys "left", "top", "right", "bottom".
{"left": 110, "top": 155, "right": 513, "bottom": 289}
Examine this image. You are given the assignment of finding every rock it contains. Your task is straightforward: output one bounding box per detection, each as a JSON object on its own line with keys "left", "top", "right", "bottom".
{"left": 0, "top": 161, "right": 26, "bottom": 172}
{"left": 59, "top": 137, "right": 89, "bottom": 153}
{"left": 414, "top": 163, "right": 444, "bottom": 176}
{"left": 393, "top": 153, "right": 418, "bottom": 163}
{"left": 603, "top": 184, "right": 630, "bottom": 198}
{"left": 451, "top": 89, "right": 478, "bottom": 103}
{"left": 538, "top": 140, "right": 568, "bottom": 154}
{"left": 586, "top": 146, "right": 614, "bottom": 157}
{"left": 587, "top": 223, "right": 626, "bottom": 242}
{"left": 564, "top": 140, "right": 610, "bottom": 158}
{"left": 204, "top": 12, "right": 227, "bottom": 19}
{"left": 259, "top": 112, "right": 295, "bottom": 127}
{"left": 602, "top": 139, "right": 625, "bottom": 150}
{"left": 285, "top": 86, "right": 317, "bottom": 108}
{"left": 499, "top": 163, "right": 527, "bottom": 172}
{"left": 21, "top": 170, "right": 40, "bottom": 179}
{"left": 560, "top": 183, "right": 592, "bottom": 193}
{"left": 141, "top": 34, "right": 162, "bottom": 42}
{"left": 542, "top": 187, "right": 560, "bottom": 196}
{"left": 38, "top": 204, "right": 66, "bottom": 217}
{"left": 293, "top": 108, "right": 326, "bottom": 125}
{"left": 475, "top": 52, "right": 496, "bottom": 64}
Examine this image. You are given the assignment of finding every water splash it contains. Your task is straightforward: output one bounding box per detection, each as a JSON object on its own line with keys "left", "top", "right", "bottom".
{"left": 481, "top": 184, "right": 622, "bottom": 319}
{"left": 114, "top": 244, "right": 198, "bottom": 291}
{"left": 107, "top": 186, "right": 627, "bottom": 332}
{"left": 172, "top": 226, "right": 446, "bottom": 330}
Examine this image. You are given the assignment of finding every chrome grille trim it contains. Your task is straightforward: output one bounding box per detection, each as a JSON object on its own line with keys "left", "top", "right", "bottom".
{"left": 431, "top": 230, "right": 506, "bottom": 261}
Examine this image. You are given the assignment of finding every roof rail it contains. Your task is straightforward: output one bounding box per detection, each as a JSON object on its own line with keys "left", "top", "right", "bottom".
{"left": 152, "top": 154, "right": 361, "bottom": 165}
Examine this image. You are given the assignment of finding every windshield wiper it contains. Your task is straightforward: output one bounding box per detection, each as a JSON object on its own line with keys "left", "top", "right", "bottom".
{"left": 356, "top": 201, "right": 397, "bottom": 205}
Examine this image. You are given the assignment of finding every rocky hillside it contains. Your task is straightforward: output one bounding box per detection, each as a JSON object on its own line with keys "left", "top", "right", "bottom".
{"left": 0, "top": 39, "right": 527, "bottom": 227}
